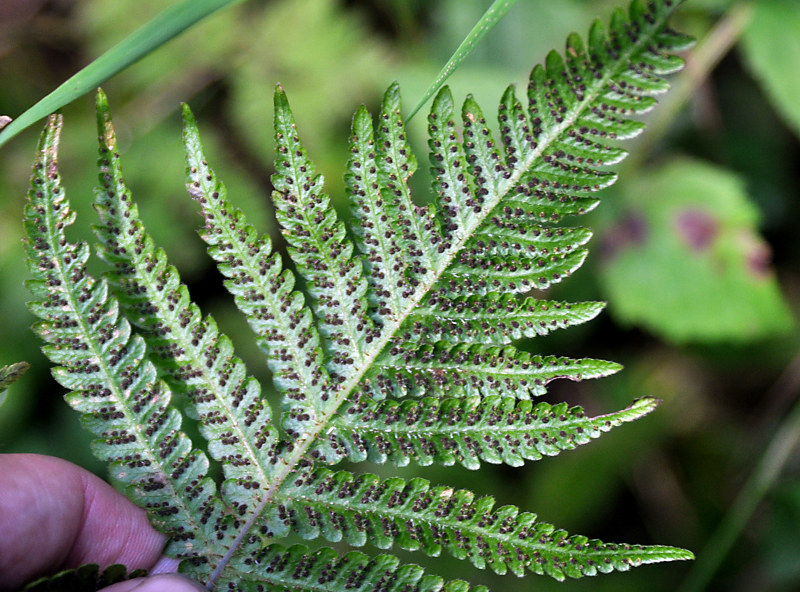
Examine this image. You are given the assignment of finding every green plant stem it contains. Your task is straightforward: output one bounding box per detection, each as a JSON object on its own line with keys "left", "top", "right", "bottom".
{"left": 0, "top": 0, "right": 244, "bottom": 150}
{"left": 406, "top": 0, "right": 518, "bottom": 121}
{"left": 627, "top": 1, "right": 753, "bottom": 170}
{"left": 679, "top": 374, "right": 800, "bottom": 592}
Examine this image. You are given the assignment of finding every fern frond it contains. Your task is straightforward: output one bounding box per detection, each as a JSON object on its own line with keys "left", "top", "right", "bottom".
{"left": 91, "top": 91, "right": 280, "bottom": 509}
{"left": 195, "top": 1, "right": 691, "bottom": 584}
{"left": 23, "top": 1, "right": 695, "bottom": 590}
{"left": 24, "top": 115, "right": 229, "bottom": 572}
{"left": 315, "top": 396, "right": 660, "bottom": 469}
{"left": 270, "top": 466, "right": 691, "bottom": 580}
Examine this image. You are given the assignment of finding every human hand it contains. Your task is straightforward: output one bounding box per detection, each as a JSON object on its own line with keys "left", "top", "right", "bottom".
{"left": 0, "top": 453, "right": 204, "bottom": 592}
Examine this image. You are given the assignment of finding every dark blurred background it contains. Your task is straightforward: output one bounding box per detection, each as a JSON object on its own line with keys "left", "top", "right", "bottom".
{"left": 1, "top": 1, "right": 799, "bottom": 591}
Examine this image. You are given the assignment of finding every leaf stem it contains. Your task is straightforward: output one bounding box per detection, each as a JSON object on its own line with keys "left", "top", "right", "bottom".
{"left": 406, "top": 0, "right": 519, "bottom": 122}
{"left": 0, "top": 0, "right": 243, "bottom": 150}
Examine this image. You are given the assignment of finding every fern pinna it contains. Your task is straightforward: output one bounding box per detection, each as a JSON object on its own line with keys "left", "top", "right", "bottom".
{"left": 23, "top": 1, "right": 693, "bottom": 590}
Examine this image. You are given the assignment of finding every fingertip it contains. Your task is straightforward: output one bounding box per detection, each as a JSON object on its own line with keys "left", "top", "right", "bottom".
{"left": 99, "top": 574, "right": 206, "bottom": 592}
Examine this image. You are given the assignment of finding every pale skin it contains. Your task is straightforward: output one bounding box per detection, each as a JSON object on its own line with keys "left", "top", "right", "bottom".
{"left": 0, "top": 454, "right": 204, "bottom": 592}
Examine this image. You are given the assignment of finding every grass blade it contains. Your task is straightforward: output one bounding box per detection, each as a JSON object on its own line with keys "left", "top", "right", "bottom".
{"left": 0, "top": 0, "right": 243, "bottom": 150}
{"left": 406, "top": 0, "right": 519, "bottom": 121}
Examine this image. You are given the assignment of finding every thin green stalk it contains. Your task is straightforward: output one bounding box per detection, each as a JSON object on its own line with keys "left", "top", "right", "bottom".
{"left": 679, "top": 366, "right": 800, "bottom": 592}
{"left": 406, "top": 0, "right": 519, "bottom": 121}
{"left": 0, "top": 0, "right": 244, "bottom": 150}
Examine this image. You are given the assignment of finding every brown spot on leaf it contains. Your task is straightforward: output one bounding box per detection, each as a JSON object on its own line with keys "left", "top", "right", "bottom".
{"left": 600, "top": 213, "right": 648, "bottom": 261}
{"left": 747, "top": 242, "right": 771, "bottom": 278}
{"left": 675, "top": 209, "right": 717, "bottom": 251}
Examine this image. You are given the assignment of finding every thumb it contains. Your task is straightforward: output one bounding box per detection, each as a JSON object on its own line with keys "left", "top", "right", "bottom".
{"left": 98, "top": 574, "right": 206, "bottom": 592}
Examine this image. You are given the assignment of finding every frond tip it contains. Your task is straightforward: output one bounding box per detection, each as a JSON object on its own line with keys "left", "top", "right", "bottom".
{"left": 22, "top": 0, "right": 694, "bottom": 589}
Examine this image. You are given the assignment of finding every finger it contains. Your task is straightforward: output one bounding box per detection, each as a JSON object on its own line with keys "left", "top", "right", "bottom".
{"left": 0, "top": 454, "right": 167, "bottom": 590}
{"left": 99, "top": 574, "right": 206, "bottom": 592}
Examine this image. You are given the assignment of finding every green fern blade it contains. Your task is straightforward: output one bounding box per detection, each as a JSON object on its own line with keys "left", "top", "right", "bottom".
{"left": 525, "top": 154, "right": 619, "bottom": 193}
{"left": 92, "top": 92, "right": 280, "bottom": 502}
{"left": 405, "top": 294, "right": 605, "bottom": 345}
{"left": 154, "top": 1, "right": 687, "bottom": 584}
{"left": 272, "top": 87, "right": 374, "bottom": 380}
{"left": 439, "top": 250, "right": 587, "bottom": 294}
{"left": 270, "top": 469, "right": 691, "bottom": 579}
{"left": 24, "top": 115, "right": 228, "bottom": 569}
{"left": 438, "top": 229, "right": 590, "bottom": 296}
{"left": 497, "top": 85, "right": 530, "bottom": 174}
{"left": 366, "top": 344, "right": 620, "bottom": 399}
{"left": 551, "top": 134, "right": 627, "bottom": 167}
{"left": 316, "top": 396, "right": 659, "bottom": 469}
{"left": 182, "top": 106, "right": 330, "bottom": 440}
{"left": 219, "top": 545, "right": 485, "bottom": 592}
{"left": 460, "top": 96, "right": 505, "bottom": 218}
{"left": 440, "top": 222, "right": 594, "bottom": 299}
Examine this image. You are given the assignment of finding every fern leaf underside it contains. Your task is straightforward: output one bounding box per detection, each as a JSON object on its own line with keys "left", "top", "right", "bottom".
{"left": 24, "top": 1, "right": 693, "bottom": 590}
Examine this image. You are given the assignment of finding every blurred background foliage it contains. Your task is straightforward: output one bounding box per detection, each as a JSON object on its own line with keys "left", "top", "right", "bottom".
{"left": 1, "top": 1, "right": 799, "bottom": 591}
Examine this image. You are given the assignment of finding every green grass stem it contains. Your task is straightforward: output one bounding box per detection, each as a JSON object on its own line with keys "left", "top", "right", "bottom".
{"left": 406, "top": 0, "right": 519, "bottom": 121}
{"left": 0, "top": 0, "right": 244, "bottom": 150}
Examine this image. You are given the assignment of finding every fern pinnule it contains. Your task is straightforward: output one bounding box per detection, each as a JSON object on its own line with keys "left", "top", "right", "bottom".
{"left": 364, "top": 343, "right": 621, "bottom": 400}
{"left": 269, "top": 464, "right": 688, "bottom": 580}
{"left": 346, "top": 104, "right": 420, "bottom": 322}
{"left": 91, "top": 90, "right": 280, "bottom": 509}
{"left": 406, "top": 294, "right": 606, "bottom": 344}
{"left": 315, "top": 395, "right": 660, "bottom": 469}
{"left": 24, "top": 114, "right": 228, "bottom": 568}
{"left": 182, "top": 106, "right": 329, "bottom": 441}
{"left": 273, "top": 87, "right": 376, "bottom": 367}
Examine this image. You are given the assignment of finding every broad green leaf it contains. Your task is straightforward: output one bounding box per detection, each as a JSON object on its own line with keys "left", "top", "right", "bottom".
{"left": 741, "top": 0, "right": 800, "bottom": 139}
{"left": 599, "top": 158, "right": 793, "bottom": 342}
